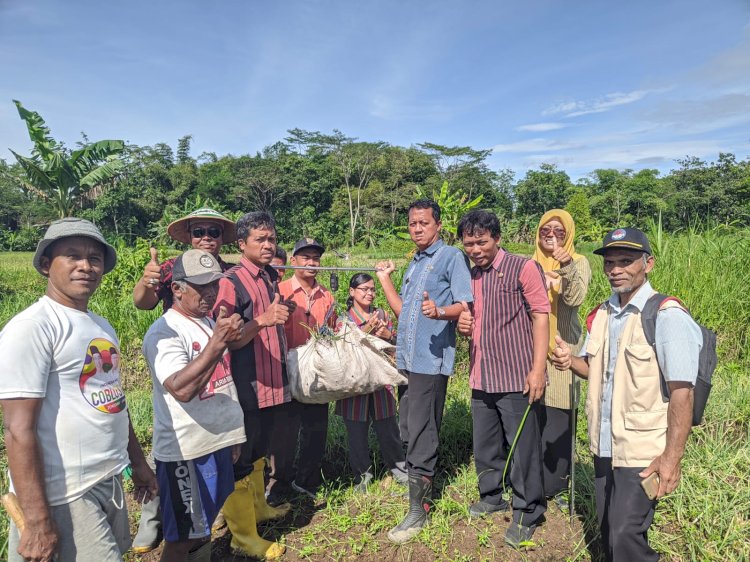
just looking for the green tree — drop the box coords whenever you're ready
[9,100,124,218]
[514,163,571,218]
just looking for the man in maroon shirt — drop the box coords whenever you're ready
[457,210,550,548]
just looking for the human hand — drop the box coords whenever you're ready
[457,301,474,336]
[523,369,546,403]
[544,271,561,292]
[261,294,292,326]
[375,260,396,279]
[141,247,161,290]
[17,515,58,562]
[550,335,571,370]
[213,306,244,343]
[640,454,682,499]
[421,292,440,319]
[131,459,158,504]
[551,236,572,266]
[231,444,242,464]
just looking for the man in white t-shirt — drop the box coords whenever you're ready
[0,218,157,562]
[143,249,246,562]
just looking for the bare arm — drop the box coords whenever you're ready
[163,310,243,402]
[524,312,550,403]
[375,260,403,317]
[640,382,694,498]
[1,398,58,561]
[126,415,158,503]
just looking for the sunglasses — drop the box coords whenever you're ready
[191,226,222,239]
[540,227,566,239]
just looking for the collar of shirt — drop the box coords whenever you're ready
[414,238,445,260]
[290,275,321,296]
[607,280,653,315]
[472,247,506,277]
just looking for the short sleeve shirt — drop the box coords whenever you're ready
[0,297,130,505]
[396,239,473,375]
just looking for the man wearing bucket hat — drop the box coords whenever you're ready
[132,207,236,553]
[133,208,236,313]
[0,218,157,562]
[551,227,701,561]
[142,249,246,562]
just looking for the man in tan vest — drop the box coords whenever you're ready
[552,227,701,562]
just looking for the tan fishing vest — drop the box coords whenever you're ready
[585,298,683,467]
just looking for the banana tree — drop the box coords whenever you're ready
[9,100,124,218]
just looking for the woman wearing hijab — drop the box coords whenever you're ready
[532,209,591,507]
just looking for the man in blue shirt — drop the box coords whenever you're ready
[376,199,473,544]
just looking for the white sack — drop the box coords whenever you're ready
[287,319,407,404]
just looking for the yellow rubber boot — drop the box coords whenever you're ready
[251,458,291,522]
[223,482,286,560]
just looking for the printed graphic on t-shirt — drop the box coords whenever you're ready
[199,354,233,400]
[79,338,127,413]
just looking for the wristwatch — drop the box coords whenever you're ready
[437,307,446,318]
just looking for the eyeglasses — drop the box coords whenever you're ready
[191,226,222,239]
[540,227,566,239]
[356,287,377,294]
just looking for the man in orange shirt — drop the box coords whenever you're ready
[277,238,337,498]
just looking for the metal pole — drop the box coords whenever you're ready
[570,375,577,520]
[270,264,380,272]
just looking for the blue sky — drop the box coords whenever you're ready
[1,0,749,181]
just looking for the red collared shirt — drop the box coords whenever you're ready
[278,276,337,349]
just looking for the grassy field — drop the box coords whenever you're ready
[0,229,748,561]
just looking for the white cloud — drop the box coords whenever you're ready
[515,122,567,132]
[543,90,655,118]
[492,138,582,153]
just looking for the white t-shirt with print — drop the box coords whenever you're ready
[143,308,245,462]
[0,296,130,506]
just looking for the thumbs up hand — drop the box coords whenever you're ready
[457,301,474,336]
[551,235,572,266]
[550,335,572,370]
[421,291,441,319]
[213,306,245,343]
[261,293,292,327]
[141,247,162,290]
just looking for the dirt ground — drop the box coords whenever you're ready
[126,488,587,562]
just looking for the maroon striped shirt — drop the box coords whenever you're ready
[214,256,290,410]
[469,250,550,393]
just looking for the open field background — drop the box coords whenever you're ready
[1,228,749,561]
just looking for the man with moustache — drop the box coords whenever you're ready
[376,199,473,544]
[455,210,550,548]
[212,211,295,560]
[0,218,157,562]
[551,228,701,562]
[142,249,246,562]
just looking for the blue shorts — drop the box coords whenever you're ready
[156,447,235,542]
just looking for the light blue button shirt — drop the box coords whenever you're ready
[396,239,473,376]
[580,280,702,457]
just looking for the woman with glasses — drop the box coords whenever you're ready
[531,209,591,509]
[130,208,236,554]
[334,273,408,492]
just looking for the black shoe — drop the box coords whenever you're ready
[504,521,538,549]
[469,499,510,517]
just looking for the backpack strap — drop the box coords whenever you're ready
[586,303,605,333]
[641,293,688,347]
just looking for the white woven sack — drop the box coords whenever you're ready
[287,319,407,403]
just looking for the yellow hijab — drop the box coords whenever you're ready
[532,209,584,354]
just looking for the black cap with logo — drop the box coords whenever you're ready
[593,227,652,256]
[292,237,325,256]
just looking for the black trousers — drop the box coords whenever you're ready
[539,405,574,497]
[594,456,658,562]
[472,390,546,525]
[343,415,405,477]
[400,372,448,478]
[235,402,296,481]
[294,401,330,490]
[264,401,300,493]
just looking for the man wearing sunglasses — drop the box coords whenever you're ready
[133,208,237,314]
[131,208,236,554]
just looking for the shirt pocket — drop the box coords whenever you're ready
[585,338,602,359]
[624,344,655,375]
